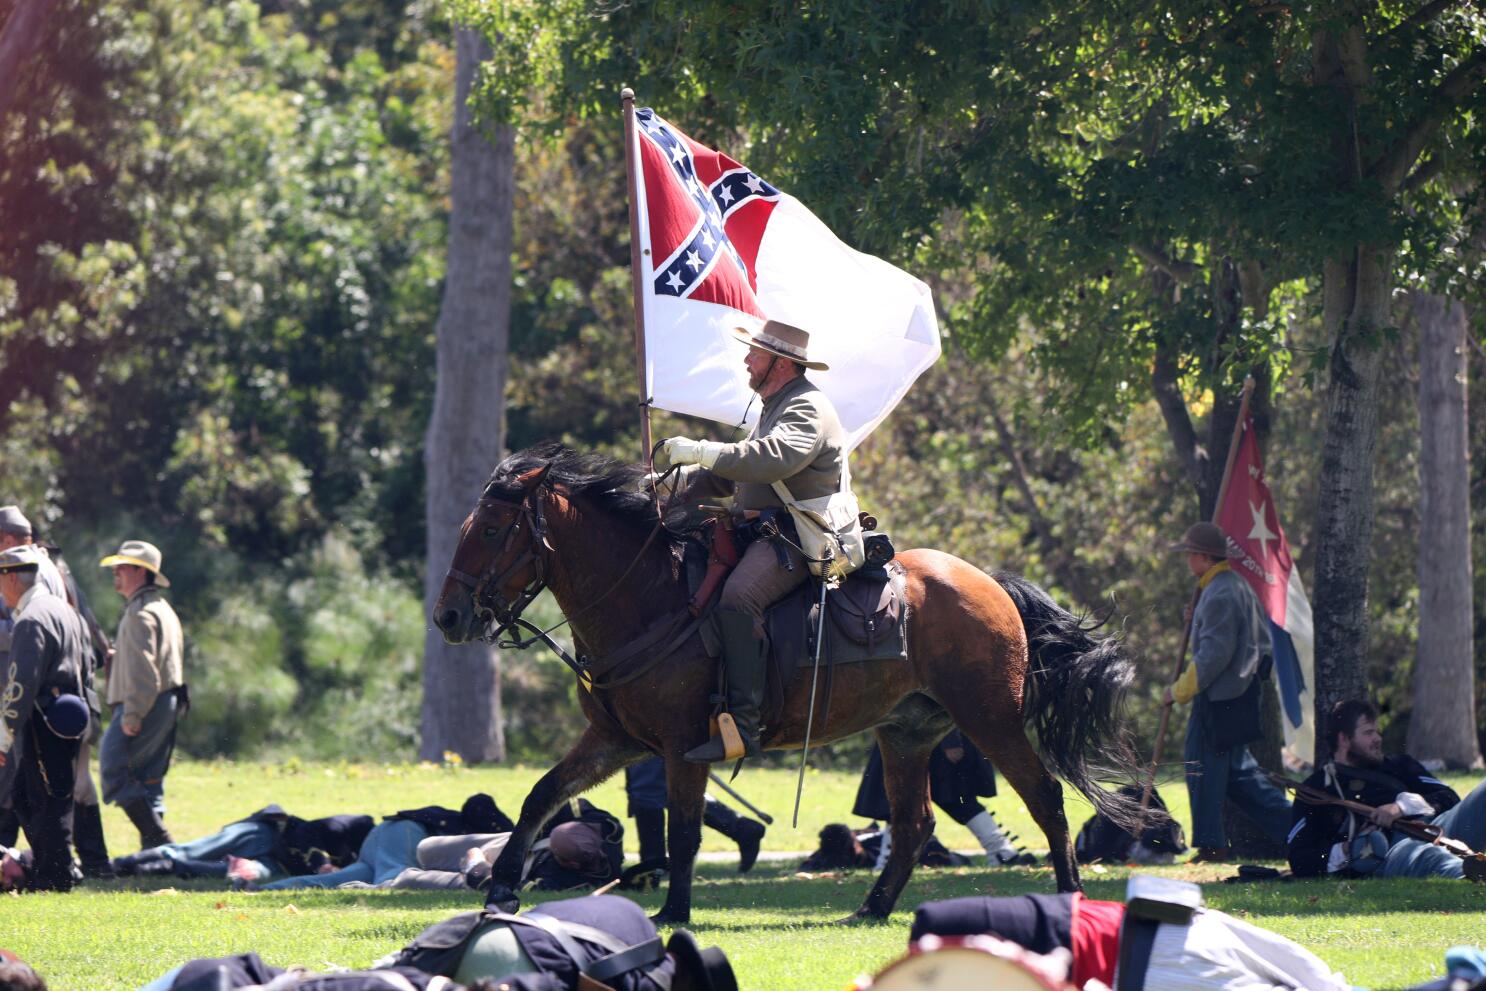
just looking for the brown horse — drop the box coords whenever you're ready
[434,443,1140,924]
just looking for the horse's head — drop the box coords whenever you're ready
[433,463,555,645]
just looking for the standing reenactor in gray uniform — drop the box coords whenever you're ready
[1162,522,1292,862]
[0,544,91,891]
[659,319,849,762]
[0,506,113,877]
[98,540,186,850]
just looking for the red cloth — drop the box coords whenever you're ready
[1070,893,1125,988]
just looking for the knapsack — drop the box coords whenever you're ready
[1075,785,1187,864]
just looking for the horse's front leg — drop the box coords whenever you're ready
[650,756,708,925]
[485,726,641,911]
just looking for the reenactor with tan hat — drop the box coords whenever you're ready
[98,539,186,850]
[0,544,91,891]
[657,319,857,763]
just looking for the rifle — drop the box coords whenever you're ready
[1264,770,1486,870]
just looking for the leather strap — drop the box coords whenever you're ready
[584,936,667,984]
[484,911,668,988]
[1115,916,1160,991]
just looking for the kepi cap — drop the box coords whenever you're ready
[1169,522,1230,559]
[0,506,31,538]
[730,319,829,371]
[99,539,170,587]
[0,545,43,573]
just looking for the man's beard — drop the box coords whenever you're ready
[1345,744,1383,768]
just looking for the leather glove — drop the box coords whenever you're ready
[659,436,723,469]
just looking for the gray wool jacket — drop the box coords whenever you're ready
[1189,568,1273,702]
[687,374,848,512]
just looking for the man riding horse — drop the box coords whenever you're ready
[658,318,846,763]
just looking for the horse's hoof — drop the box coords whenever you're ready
[649,908,691,926]
[836,908,889,926]
[485,883,520,914]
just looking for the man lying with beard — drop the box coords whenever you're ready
[1288,700,1486,880]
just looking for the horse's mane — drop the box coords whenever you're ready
[486,441,657,534]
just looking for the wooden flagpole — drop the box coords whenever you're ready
[620,88,654,469]
[1140,374,1256,812]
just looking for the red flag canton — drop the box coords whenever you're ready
[636,108,770,318]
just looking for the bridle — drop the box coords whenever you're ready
[443,462,680,674]
[444,479,555,644]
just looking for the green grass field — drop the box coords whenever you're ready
[1,760,1482,990]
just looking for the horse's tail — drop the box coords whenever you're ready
[992,571,1145,831]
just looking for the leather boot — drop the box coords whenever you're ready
[72,802,116,879]
[685,610,765,763]
[634,807,668,868]
[122,799,173,850]
[0,807,18,848]
[703,796,766,873]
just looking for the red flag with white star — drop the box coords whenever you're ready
[1215,414,1315,765]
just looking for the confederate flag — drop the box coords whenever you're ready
[628,107,940,447]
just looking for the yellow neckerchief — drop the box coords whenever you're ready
[1170,560,1232,705]
[1197,559,1230,589]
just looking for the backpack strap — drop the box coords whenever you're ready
[490,911,669,990]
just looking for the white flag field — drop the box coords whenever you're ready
[627,106,940,447]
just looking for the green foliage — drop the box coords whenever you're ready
[468,0,1486,438]
[1,0,451,578]
[171,535,424,758]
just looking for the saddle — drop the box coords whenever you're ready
[682,527,909,732]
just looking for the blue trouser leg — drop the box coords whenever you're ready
[261,820,427,890]
[163,820,278,864]
[1184,713,1230,849]
[100,695,178,810]
[1381,836,1464,878]
[626,757,667,815]
[1224,746,1294,845]
[145,820,282,877]
[1432,778,1486,851]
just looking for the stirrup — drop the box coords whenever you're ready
[716,713,746,761]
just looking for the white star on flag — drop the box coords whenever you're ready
[1249,500,1278,561]
[718,184,735,205]
[665,269,685,292]
[669,144,687,165]
[700,227,717,249]
[743,173,764,194]
[684,250,703,272]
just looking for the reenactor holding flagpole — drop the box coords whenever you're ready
[657,320,854,763]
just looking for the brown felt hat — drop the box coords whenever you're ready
[1169,522,1230,558]
[729,319,829,370]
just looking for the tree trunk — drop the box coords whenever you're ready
[1310,245,1392,764]
[419,28,514,763]
[0,0,57,125]
[1408,292,1482,769]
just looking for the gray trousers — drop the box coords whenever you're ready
[719,539,807,633]
[100,692,178,810]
